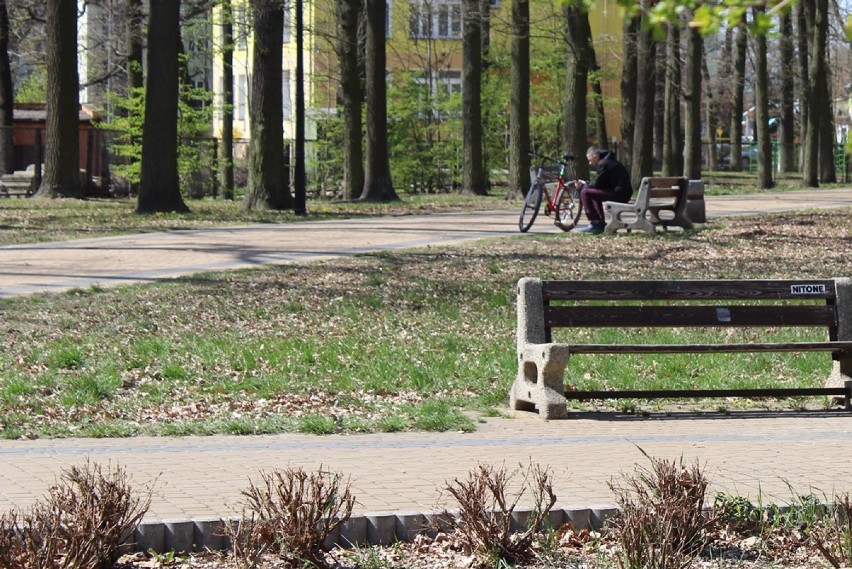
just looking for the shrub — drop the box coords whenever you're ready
[606,455,711,569]
[809,493,852,568]
[0,461,151,569]
[444,463,556,567]
[228,466,355,568]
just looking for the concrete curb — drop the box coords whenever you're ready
[128,505,621,554]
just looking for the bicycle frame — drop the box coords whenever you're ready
[519,151,582,233]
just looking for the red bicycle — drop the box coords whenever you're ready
[518,151,586,233]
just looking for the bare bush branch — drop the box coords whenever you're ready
[445,462,556,567]
[0,460,151,569]
[230,466,355,568]
[607,455,711,569]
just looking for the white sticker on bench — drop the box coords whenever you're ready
[716,308,732,322]
[790,284,827,295]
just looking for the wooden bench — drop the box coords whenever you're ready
[509,277,852,419]
[603,177,692,234]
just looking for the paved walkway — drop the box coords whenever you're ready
[2,188,851,298]
[0,189,851,540]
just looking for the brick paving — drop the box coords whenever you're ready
[0,189,851,527]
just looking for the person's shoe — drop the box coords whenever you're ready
[577,222,605,234]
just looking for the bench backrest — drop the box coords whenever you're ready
[635,177,688,207]
[538,279,840,343]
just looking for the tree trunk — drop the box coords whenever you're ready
[753,7,773,189]
[588,28,608,150]
[461,0,486,195]
[338,0,363,201]
[36,0,81,199]
[800,1,815,184]
[778,10,796,173]
[662,23,681,176]
[563,5,589,180]
[0,0,13,175]
[630,7,655,190]
[702,56,717,172]
[245,0,292,210]
[507,0,529,200]
[683,25,702,181]
[137,0,187,213]
[814,0,835,184]
[803,0,820,187]
[219,0,235,200]
[730,22,747,173]
[620,14,639,169]
[359,0,397,201]
[654,34,666,169]
[126,0,144,92]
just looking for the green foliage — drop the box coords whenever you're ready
[311,112,345,196]
[559,0,787,35]
[98,77,213,195]
[14,67,47,103]
[387,70,462,193]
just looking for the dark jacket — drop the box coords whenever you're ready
[590,150,633,199]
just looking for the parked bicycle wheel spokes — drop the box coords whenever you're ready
[519,181,543,233]
[519,151,582,233]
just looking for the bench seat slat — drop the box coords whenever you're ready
[647,188,681,198]
[565,341,852,354]
[648,177,686,187]
[542,279,837,301]
[546,305,837,328]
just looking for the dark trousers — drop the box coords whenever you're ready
[580,186,630,223]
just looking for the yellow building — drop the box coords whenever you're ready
[211,0,625,147]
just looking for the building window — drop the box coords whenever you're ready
[237,74,247,121]
[414,69,462,118]
[409,0,462,39]
[283,70,292,119]
[236,5,248,50]
[283,0,291,43]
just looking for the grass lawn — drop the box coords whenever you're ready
[0,190,850,439]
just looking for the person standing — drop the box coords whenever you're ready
[574,146,633,234]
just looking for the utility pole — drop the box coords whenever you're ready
[294,0,307,214]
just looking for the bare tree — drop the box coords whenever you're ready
[245,0,292,210]
[337,0,363,201]
[620,13,639,170]
[662,23,682,176]
[753,6,773,189]
[219,0,235,200]
[684,24,702,180]
[563,4,590,180]
[730,21,747,172]
[797,2,810,177]
[814,0,835,183]
[778,9,796,173]
[588,29,608,150]
[462,0,486,195]
[507,0,529,200]
[701,56,718,172]
[126,0,144,92]
[359,0,397,201]
[136,0,189,213]
[630,4,656,189]
[35,0,81,198]
[0,0,13,174]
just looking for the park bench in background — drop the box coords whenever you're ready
[509,277,852,419]
[603,176,693,234]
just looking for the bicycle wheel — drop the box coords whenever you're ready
[554,183,584,231]
[518,181,543,233]
[568,183,587,226]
